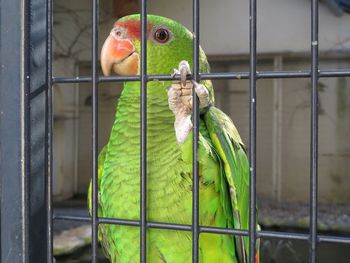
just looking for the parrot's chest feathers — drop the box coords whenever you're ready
[112,94,180,165]
[101,94,193,222]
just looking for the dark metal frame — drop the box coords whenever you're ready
[1,0,350,262]
[1,0,50,262]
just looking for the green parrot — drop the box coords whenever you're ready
[88,14,259,263]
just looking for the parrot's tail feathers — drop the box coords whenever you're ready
[255,250,260,263]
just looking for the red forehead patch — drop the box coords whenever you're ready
[113,20,153,40]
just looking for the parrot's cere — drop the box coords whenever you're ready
[89,14,259,263]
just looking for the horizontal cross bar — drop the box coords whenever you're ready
[52,69,350,84]
[53,214,350,244]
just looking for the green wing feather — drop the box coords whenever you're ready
[204,106,254,263]
[88,146,107,213]
[88,146,111,260]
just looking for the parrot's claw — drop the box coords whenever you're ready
[168,60,210,144]
[192,80,210,109]
[171,60,191,87]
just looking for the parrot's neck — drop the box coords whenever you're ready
[110,80,177,147]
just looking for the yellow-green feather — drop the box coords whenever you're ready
[204,106,259,262]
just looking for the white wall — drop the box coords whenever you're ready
[54,0,350,65]
[148,0,350,55]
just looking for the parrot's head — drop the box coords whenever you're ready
[101,14,208,76]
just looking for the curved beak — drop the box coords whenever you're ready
[100,35,139,76]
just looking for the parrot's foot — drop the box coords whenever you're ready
[168,60,210,144]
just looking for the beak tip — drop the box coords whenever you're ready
[101,58,112,77]
[100,37,112,76]
[101,68,110,77]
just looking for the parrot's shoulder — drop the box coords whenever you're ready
[204,106,245,148]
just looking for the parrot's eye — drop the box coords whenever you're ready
[153,28,171,44]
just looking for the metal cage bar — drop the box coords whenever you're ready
[91,0,100,261]
[192,0,200,262]
[46,0,54,261]
[52,68,350,84]
[249,0,258,261]
[140,0,148,262]
[54,214,350,243]
[310,0,319,262]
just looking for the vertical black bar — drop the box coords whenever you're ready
[192,0,200,262]
[0,0,28,261]
[249,0,257,261]
[310,0,319,262]
[91,0,99,262]
[1,0,49,260]
[47,0,53,261]
[140,1,148,262]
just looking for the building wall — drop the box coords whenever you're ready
[148,0,350,55]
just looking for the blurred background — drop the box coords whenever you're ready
[52,0,350,262]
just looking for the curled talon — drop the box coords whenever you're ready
[192,80,210,109]
[178,60,191,88]
[180,68,187,88]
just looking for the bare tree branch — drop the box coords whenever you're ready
[53,2,111,60]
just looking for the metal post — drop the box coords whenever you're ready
[0,0,28,260]
[47,0,54,261]
[0,0,49,262]
[91,0,100,262]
